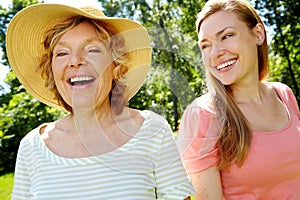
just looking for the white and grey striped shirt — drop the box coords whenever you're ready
[12,110,194,199]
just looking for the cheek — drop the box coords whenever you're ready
[51,59,67,80]
[201,53,211,69]
[51,68,65,90]
[51,65,60,82]
[202,56,218,77]
[88,58,113,74]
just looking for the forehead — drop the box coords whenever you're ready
[56,21,103,45]
[198,11,245,40]
[63,21,97,36]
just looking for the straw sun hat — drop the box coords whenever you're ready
[6,3,151,110]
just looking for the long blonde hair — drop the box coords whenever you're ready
[39,16,129,114]
[196,0,269,170]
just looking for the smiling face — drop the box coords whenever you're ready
[51,21,114,110]
[198,10,264,86]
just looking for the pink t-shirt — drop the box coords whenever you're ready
[178,82,300,200]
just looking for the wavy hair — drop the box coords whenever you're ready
[39,16,129,114]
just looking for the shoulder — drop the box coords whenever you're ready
[179,93,219,139]
[137,110,174,141]
[20,125,44,145]
[266,81,299,114]
[266,81,293,95]
[266,81,297,104]
[267,81,288,88]
[141,110,170,127]
[182,93,215,123]
[189,93,214,110]
[17,124,47,155]
[184,93,215,116]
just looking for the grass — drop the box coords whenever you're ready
[0,173,194,199]
[0,172,14,200]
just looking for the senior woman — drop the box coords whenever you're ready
[6,3,194,199]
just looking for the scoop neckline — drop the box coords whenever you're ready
[36,110,151,165]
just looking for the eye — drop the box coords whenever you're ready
[55,51,68,57]
[88,48,101,53]
[222,33,233,40]
[199,43,211,51]
[85,43,105,53]
[53,46,70,58]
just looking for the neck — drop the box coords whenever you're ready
[231,81,266,104]
[70,97,112,131]
[70,105,130,134]
[72,96,112,119]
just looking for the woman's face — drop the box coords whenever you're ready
[51,21,114,110]
[198,11,263,86]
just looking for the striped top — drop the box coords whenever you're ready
[12,110,194,199]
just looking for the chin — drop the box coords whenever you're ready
[217,79,231,86]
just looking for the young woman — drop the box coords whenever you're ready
[178,0,300,199]
[7,3,194,199]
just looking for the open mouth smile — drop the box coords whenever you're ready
[68,76,94,86]
[217,59,237,71]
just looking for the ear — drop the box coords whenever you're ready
[254,23,265,45]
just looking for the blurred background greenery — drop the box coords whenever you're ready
[0,0,299,197]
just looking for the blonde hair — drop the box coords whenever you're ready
[39,16,129,114]
[196,0,269,170]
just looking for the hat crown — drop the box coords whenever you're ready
[80,6,106,18]
[6,3,151,110]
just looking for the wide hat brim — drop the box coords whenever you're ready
[6,3,151,110]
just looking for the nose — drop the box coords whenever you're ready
[210,42,225,60]
[69,51,86,68]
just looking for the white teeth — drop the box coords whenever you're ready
[70,76,93,83]
[217,60,236,70]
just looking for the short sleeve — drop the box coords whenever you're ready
[285,84,300,119]
[177,97,220,173]
[270,82,300,119]
[153,117,194,199]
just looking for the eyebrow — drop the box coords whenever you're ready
[55,37,101,47]
[199,26,234,43]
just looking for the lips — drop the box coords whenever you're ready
[216,59,237,71]
[68,76,94,86]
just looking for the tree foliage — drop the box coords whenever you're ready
[254,0,300,103]
[0,0,66,174]
[0,0,299,174]
[101,0,205,129]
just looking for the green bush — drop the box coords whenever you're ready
[0,172,14,200]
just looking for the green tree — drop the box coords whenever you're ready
[255,0,300,104]
[0,0,65,174]
[1,0,298,175]
[101,0,206,130]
